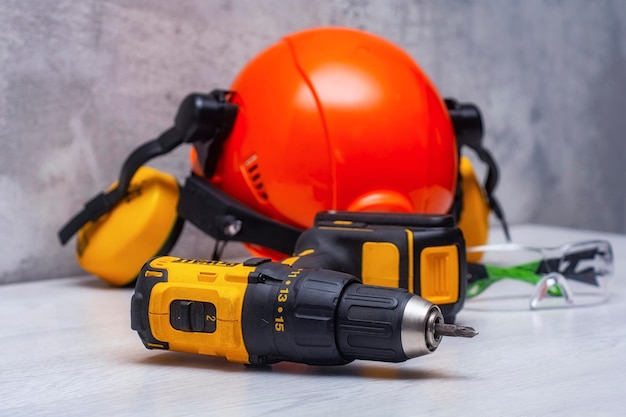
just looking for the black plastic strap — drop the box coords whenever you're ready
[446,98,511,242]
[191,91,238,177]
[58,90,238,245]
[178,175,301,255]
[58,127,180,244]
[472,146,511,242]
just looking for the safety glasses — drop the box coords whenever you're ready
[465,240,613,310]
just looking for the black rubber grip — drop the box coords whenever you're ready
[336,283,413,362]
[131,260,170,350]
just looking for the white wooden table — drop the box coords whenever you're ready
[2,225,624,416]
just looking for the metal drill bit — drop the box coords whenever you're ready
[434,323,479,338]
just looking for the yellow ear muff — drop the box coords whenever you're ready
[457,156,490,262]
[76,166,183,286]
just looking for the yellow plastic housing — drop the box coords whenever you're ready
[361,242,401,289]
[419,244,459,304]
[76,167,180,286]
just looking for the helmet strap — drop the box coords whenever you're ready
[446,98,511,242]
[58,90,238,245]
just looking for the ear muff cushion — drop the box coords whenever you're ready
[457,156,490,262]
[76,166,182,286]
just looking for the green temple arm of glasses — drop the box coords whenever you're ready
[466,261,562,298]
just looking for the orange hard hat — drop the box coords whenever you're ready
[60,26,506,286]
[191,27,458,256]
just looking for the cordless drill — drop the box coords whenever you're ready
[131,256,477,366]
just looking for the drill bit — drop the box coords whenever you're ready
[434,323,479,338]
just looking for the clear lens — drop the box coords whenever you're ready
[465,240,612,311]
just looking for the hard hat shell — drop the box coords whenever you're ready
[192,27,458,239]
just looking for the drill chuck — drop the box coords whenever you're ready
[334,283,442,362]
[131,256,476,366]
[401,297,446,357]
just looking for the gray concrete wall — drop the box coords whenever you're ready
[1,0,625,284]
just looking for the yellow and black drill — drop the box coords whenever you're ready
[131,255,477,366]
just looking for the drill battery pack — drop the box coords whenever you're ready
[288,211,467,323]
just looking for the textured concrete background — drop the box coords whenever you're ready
[1,0,625,284]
